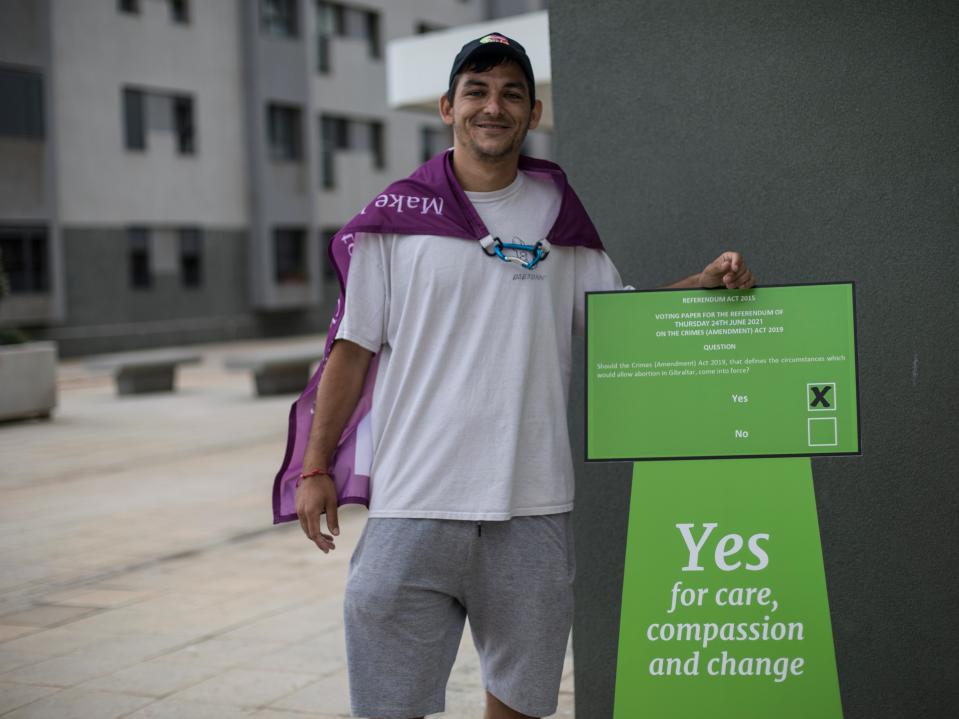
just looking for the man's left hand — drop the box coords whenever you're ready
[699,251,755,289]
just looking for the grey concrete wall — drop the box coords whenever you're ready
[35,227,333,356]
[551,2,959,718]
[0,139,46,218]
[0,0,45,67]
[242,0,316,310]
[61,228,248,324]
[50,0,247,226]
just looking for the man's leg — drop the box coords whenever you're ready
[466,513,575,719]
[345,519,470,718]
[485,689,538,719]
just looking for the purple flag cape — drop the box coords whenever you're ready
[272,149,605,523]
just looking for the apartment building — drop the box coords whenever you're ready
[0,0,548,356]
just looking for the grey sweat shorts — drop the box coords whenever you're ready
[343,513,575,718]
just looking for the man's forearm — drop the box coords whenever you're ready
[663,272,704,289]
[302,339,374,472]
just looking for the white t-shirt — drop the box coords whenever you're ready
[335,170,624,520]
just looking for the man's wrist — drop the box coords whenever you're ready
[296,468,333,489]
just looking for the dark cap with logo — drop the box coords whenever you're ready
[448,32,536,103]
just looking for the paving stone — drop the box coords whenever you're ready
[251,710,344,719]
[236,636,346,676]
[0,686,152,719]
[0,627,108,657]
[157,637,290,669]
[0,681,59,714]
[81,659,222,697]
[0,337,575,717]
[123,698,257,718]
[0,605,98,628]
[0,648,60,674]
[0,650,134,687]
[42,588,153,608]
[268,670,352,715]
[69,633,198,666]
[169,668,318,708]
[0,625,35,642]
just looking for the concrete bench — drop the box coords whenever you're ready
[87,349,202,395]
[224,348,321,396]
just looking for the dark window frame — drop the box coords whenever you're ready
[122,86,198,155]
[122,87,146,151]
[415,21,447,35]
[173,94,196,155]
[260,0,299,38]
[319,113,385,189]
[319,228,338,281]
[178,227,203,288]
[314,1,381,73]
[169,0,190,24]
[267,103,303,162]
[420,124,452,164]
[273,228,309,285]
[0,65,45,140]
[0,225,49,294]
[370,120,384,169]
[127,227,152,290]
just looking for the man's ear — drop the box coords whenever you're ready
[439,93,454,126]
[528,99,543,131]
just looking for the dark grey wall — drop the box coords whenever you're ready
[552,2,959,717]
[38,227,332,356]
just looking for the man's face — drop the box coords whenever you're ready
[440,60,542,164]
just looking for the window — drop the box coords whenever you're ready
[122,87,196,155]
[123,88,145,150]
[0,66,44,140]
[267,104,303,161]
[415,21,447,35]
[169,0,190,24]
[273,228,308,284]
[177,228,203,288]
[0,226,48,293]
[369,122,384,169]
[320,114,384,188]
[420,125,451,163]
[319,228,338,281]
[128,227,151,289]
[261,0,298,38]
[173,95,195,155]
[315,1,380,73]
[118,0,139,13]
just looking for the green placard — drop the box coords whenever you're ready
[613,458,843,718]
[586,283,860,460]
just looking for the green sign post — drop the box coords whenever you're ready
[586,284,858,718]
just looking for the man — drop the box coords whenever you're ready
[285,33,754,719]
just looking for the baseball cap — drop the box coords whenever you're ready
[448,32,536,103]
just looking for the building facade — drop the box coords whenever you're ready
[0,0,547,355]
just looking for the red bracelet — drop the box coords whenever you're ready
[296,468,331,488]
[300,468,330,479]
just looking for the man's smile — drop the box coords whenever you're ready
[474,121,511,130]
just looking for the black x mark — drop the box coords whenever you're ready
[810,386,832,408]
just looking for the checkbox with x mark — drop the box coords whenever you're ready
[807,382,837,411]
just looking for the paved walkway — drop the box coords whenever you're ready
[0,337,574,718]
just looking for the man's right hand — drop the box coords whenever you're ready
[295,474,340,553]
[293,338,372,555]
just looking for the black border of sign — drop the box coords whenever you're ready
[584,281,863,463]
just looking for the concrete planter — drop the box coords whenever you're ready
[0,341,58,421]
